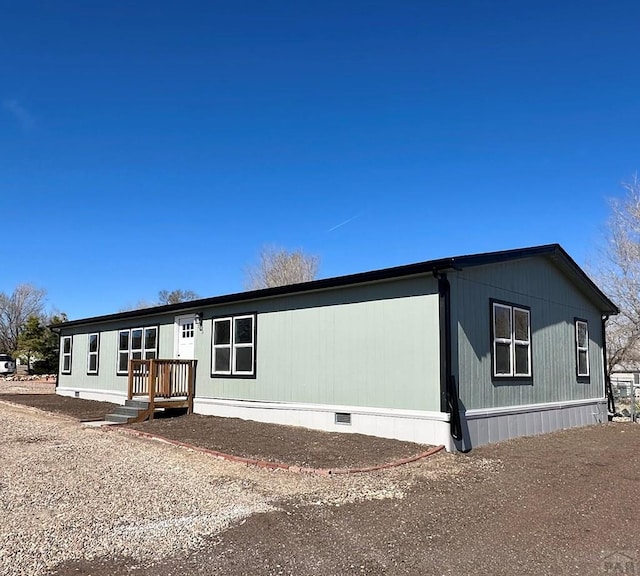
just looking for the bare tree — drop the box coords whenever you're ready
[119,289,200,311]
[0,284,47,354]
[244,246,320,290]
[118,299,156,312]
[158,289,200,305]
[595,174,640,374]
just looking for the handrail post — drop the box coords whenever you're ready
[148,359,156,420]
[127,359,134,400]
[187,360,195,414]
[164,362,171,397]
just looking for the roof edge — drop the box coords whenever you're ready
[53,243,617,329]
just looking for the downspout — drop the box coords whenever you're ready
[602,314,616,418]
[50,325,61,390]
[433,271,462,442]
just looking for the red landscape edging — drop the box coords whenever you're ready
[103,425,445,475]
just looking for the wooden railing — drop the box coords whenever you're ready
[128,358,195,415]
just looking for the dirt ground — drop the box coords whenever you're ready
[0,393,429,469]
[0,393,118,421]
[3,391,640,576]
[54,424,640,576]
[127,413,430,469]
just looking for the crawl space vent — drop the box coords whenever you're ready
[335,412,352,425]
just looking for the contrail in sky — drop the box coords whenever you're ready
[327,214,360,232]
[2,99,35,131]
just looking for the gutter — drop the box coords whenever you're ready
[433,271,463,443]
[49,324,61,390]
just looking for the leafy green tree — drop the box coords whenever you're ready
[36,313,67,374]
[16,313,67,374]
[17,316,44,374]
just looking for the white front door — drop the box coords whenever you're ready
[175,315,196,359]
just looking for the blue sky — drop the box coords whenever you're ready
[2,1,639,319]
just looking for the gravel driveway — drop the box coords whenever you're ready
[6,396,639,576]
[0,402,456,576]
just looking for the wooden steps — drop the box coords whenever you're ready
[105,398,190,424]
[105,399,152,424]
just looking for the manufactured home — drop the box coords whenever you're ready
[54,244,618,451]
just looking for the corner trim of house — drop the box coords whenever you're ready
[464,397,607,420]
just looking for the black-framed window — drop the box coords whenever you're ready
[61,336,72,375]
[117,326,158,374]
[87,333,99,375]
[212,314,256,377]
[575,319,590,379]
[491,300,531,378]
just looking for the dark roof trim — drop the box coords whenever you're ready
[53,243,618,329]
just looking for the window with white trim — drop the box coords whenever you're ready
[117,326,158,374]
[61,336,72,375]
[492,301,531,378]
[575,319,590,378]
[87,333,99,374]
[212,314,255,376]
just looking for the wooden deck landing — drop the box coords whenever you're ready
[128,359,196,421]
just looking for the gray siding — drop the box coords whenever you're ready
[57,255,609,417]
[195,276,441,412]
[57,312,178,394]
[59,276,442,412]
[451,257,605,410]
